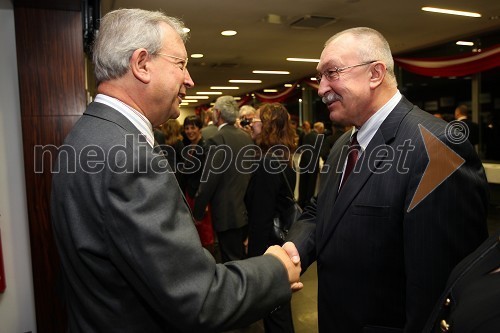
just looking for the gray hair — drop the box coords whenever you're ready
[214,96,239,125]
[92,8,188,83]
[325,27,396,85]
[239,105,256,118]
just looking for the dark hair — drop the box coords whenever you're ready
[183,115,203,129]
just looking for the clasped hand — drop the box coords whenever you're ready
[265,242,303,292]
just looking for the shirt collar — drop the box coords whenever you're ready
[94,94,155,147]
[355,90,402,152]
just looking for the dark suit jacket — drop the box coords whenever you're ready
[201,124,218,140]
[287,96,488,333]
[51,102,291,333]
[424,230,500,333]
[193,125,254,232]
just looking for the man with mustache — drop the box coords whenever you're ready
[287,27,488,332]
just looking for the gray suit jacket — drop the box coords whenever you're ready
[193,125,254,232]
[51,102,290,332]
[288,96,488,333]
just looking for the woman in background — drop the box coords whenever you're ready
[182,115,215,255]
[161,119,185,189]
[245,103,298,333]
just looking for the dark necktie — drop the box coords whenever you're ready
[340,132,360,191]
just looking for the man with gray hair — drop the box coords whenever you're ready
[50,9,302,333]
[194,95,255,262]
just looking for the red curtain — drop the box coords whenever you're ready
[394,44,500,77]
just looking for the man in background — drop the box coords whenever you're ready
[194,96,255,262]
[455,103,479,146]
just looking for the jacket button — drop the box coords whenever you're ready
[444,298,451,306]
[440,319,450,332]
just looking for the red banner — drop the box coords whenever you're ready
[394,44,500,77]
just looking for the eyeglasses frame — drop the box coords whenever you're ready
[315,60,378,84]
[156,53,189,71]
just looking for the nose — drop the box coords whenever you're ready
[317,78,330,98]
[184,69,194,88]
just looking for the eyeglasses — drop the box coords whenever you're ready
[315,60,377,84]
[156,53,189,71]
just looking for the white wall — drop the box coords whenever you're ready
[0,2,37,332]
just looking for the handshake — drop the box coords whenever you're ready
[264,242,303,291]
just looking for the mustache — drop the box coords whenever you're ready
[322,92,341,104]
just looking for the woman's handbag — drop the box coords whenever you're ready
[271,171,302,244]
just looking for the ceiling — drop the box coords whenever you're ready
[100,0,500,107]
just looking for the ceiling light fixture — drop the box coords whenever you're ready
[185,96,209,99]
[197,91,222,95]
[221,30,237,36]
[191,54,204,58]
[284,84,293,87]
[421,7,481,18]
[229,80,262,83]
[210,86,239,90]
[182,28,191,33]
[252,70,290,75]
[263,89,278,92]
[286,57,320,63]
[456,41,474,46]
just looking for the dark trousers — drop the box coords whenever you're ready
[217,225,248,262]
[264,301,295,333]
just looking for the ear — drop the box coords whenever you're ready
[129,48,152,84]
[369,62,386,89]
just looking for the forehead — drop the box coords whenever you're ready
[159,22,187,54]
[317,35,357,70]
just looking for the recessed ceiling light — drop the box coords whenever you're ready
[185,96,209,99]
[252,70,290,75]
[183,28,191,33]
[234,97,241,100]
[263,89,278,92]
[310,77,317,81]
[284,84,293,87]
[286,57,320,63]
[191,54,204,58]
[221,30,237,36]
[421,7,481,18]
[456,41,474,46]
[182,99,198,103]
[197,91,222,95]
[229,80,262,83]
[210,86,240,90]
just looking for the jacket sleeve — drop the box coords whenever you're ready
[104,146,291,331]
[286,196,318,273]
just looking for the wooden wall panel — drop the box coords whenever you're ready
[14,6,86,333]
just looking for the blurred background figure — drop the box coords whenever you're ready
[182,115,215,255]
[238,104,257,136]
[201,107,217,140]
[320,122,345,163]
[455,104,479,147]
[297,121,323,208]
[246,102,298,333]
[161,119,185,189]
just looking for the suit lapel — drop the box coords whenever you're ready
[317,97,415,255]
